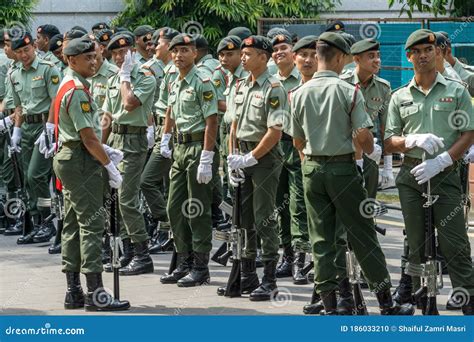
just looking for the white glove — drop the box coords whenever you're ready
[380,155,395,189]
[146,126,155,149]
[228,168,245,188]
[160,133,172,159]
[102,144,124,166]
[366,138,382,164]
[227,152,258,170]
[104,161,123,189]
[119,50,135,83]
[10,126,22,153]
[464,145,474,163]
[35,122,55,157]
[0,116,12,131]
[410,151,453,184]
[196,150,214,184]
[405,133,445,155]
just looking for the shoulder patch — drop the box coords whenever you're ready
[80,101,91,113]
[51,75,60,84]
[203,90,214,101]
[269,96,280,109]
[213,79,222,88]
[374,75,391,89]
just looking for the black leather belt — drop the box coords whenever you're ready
[62,140,86,150]
[238,140,258,152]
[25,113,48,124]
[153,114,165,127]
[174,131,205,144]
[112,123,147,134]
[306,153,354,162]
[281,132,292,141]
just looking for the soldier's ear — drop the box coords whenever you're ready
[406,51,412,63]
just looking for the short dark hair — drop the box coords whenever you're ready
[316,41,339,63]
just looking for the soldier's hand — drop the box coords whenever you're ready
[160,133,172,159]
[405,134,444,155]
[228,168,245,188]
[10,127,22,153]
[102,144,123,166]
[119,50,135,83]
[410,151,453,184]
[146,126,155,149]
[380,155,395,189]
[197,150,214,184]
[366,138,382,164]
[227,152,258,170]
[104,161,123,189]
[464,144,474,163]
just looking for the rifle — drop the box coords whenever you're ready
[2,116,35,240]
[460,159,470,230]
[47,173,64,254]
[211,201,233,266]
[109,188,122,301]
[408,153,441,315]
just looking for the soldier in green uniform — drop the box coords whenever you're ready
[133,25,154,65]
[101,33,157,275]
[10,31,62,244]
[266,28,291,76]
[385,29,474,315]
[443,33,474,96]
[49,34,67,72]
[227,35,287,301]
[287,32,413,315]
[159,34,219,287]
[270,33,311,284]
[194,35,220,76]
[54,37,129,311]
[95,29,114,61]
[36,25,63,71]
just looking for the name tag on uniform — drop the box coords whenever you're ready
[400,101,413,107]
[253,92,263,99]
[32,76,44,81]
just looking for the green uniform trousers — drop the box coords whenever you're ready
[167,142,217,253]
[302,159,391,294]
[21,122,52,217]
[397,163,474,295]
[108,132,149,243]
[53,145,104,274]
[1,133,16,194]
[240,146,282,262]
[276,139,310,252]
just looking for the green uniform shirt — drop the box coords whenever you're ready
[196,54,219,77]
[0,49,10,100]
[57,69,102,142]
[168,65,217,133]
[288,70,373,156]
[234,69,288,142]
[341,62,356,75]
[3,61,21,110]
[267,59,278,75]
[223,64,248,125]
[103,63,156,127]
[142,57,166,113]
[42,51,65,73]
[450,58,474,95]
[211,64,228,116]
[340,70,391,137]
[274,66,301,94]
[11,56,61,115]
[135,52,149,65]
[155,62,178,118]
[88,58,118,116]
[385,72,474,159]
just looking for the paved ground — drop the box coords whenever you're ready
[1,198,472,316]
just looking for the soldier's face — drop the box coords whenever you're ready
[146,41,156,55]
[272,43,293,67]
[407,44,438,73]
[111,47,130,68]
[293,48,317,77]
[156,38,170,60]
[52,48,64,62]
[36,33,48,51]
[4,40,15,60]
[171,45,197,70]
[241,47,266,72]
[70,51,97,78]
[355,50,381,74]
[219,49,241,71]
[14,44,36,67]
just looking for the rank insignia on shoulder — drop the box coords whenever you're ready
[203,91,214,101]
[439,97,453,103]
[269,97,280,108]
[214,79,221,87]
[51,75,59,84]
[81,101,91,113]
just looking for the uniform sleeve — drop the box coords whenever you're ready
[45,65,62,98]
[10,73,20,107]
[134,72,156,105]
[380,86,392,130]
[384,95,403,140]
[287,92,305,140]
[212,69,226,102]
[0,63,7,100]
[350,88,373,130]
[266,85,289,129]
[102,80,112,113]
[456,86,474,133]
[199,80,218,119]
[67,90,95,132]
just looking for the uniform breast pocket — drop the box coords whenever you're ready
[249,96,264,120]
[13,82,23,94]
[181,92,197,112]
[31,80,46,97]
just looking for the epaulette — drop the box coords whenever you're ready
[444,75,467,86]
[38,59,55,67]
[373,74,391,89]
[339,70,354,80]
[391,82,410,95]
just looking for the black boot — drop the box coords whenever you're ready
[276,245,293,278]
[119,240,154,276]
[249,260,278,301]
[376,288,414,315]
[104,238,133,272]
[4,217,24,236]
[217,258,260,296]
[255,249,264,268]
[160,252,193,284]
[33,220,56,243]
[48,243,61,254]
[64,272,85,309]
[177,252,210,287]
[293,252,308,285]
[337,278,355,315]
[320,290,338,315]
[303,285,324,315]
[462,296,474,315]
[149,230,171,254]
[392,269,413,304]
[84,273,130,311]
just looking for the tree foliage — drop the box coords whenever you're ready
[388,0,474,17]
[0,0,39,31]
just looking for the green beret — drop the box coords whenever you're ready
[11,31,34,50]
[325,20,345,32]
[350,38,380,55]
[63,37,95,56]
[339,32,356,49]
[133,25,154,37]
[64,29,87,42]
[227,27,252,40]
[92,22,110,31]
[168,34,195,51]
[435,32,449,48]
[271,33,292,47]
[241,35,273,54]
[292,35,318,52]
[142,31,154,43]
[267,27,290,40]
[95,29,113,45]
[153,27,179,44]
[37,24,60,39]
[195,35,209,49]
[318,32,350,55]
[107,33,134,50]
[49,34,64,52]
[217,35,242,54]
[70,26,88,34]
[405,29,436,50]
